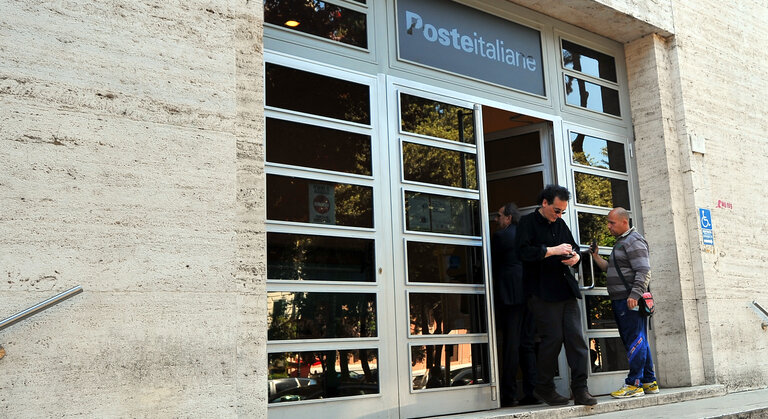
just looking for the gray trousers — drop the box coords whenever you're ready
[528,295,590,392]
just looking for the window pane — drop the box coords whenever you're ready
[264,0,368,49]
[590,337,629,373]
[409,293,487,335]
[562,39,617,82]
[268,349,379,403]
[586,295,616,329]
[577,212,613,247]
[577,213,632,247]
[266,63,370,124]
[403,142,477,189]
[564,75,620,116]
[411,344,489,390]
[267,233,374,282]
[267,174,373,228]
[404,192,480,236]
[267,118,371,175]
[574,172,630,209]
[484,131,541,172]
[486,172,544,210]
[406,241,483,284]
[267,292,376,340]
[400,93,475,144]
[570,132,626,172]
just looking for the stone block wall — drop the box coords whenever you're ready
[0,0,266,416]
[624,0,768,390]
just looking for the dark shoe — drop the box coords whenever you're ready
[574,389,597,406]
[518,395,542,405]
[533,388,569,406]
[500,398,519,407]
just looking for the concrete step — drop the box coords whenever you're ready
[432,384,767,419]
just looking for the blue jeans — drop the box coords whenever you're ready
[612,299,656,386]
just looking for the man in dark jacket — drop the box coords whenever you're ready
[491,202,538,407]
[515,185,597,406]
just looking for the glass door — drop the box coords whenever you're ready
[265,54,398,418]
[563,123,637,395]
[387,79,498,418]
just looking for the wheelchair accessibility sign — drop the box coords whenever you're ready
[699,208,714,245]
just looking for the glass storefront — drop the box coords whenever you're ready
[264,0,639,416]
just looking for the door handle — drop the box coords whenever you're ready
[579,246,595,291]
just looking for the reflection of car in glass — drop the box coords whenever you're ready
[268,377,316,399]
[450,366,486,386]
[268,372,379,403]
[412,366,486,389]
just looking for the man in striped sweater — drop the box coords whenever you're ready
[590,207,659,398]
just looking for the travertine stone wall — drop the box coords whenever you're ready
[625,34,708,388]
[625,1,768,390]
[0,0,266,416]
[664,0,768,391]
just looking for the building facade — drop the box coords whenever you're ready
[1,0,767,417]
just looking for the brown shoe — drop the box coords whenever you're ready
[574,388,597,406]
[533,388,569,406]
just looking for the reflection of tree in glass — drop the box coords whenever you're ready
[265,63,370,124]
[264,0,367,48]
[402,142,477,189]
[587,296,616,329]
[400,94,474,143]
[334,184,372,226]
[563,50,589,107]
[578,213,616,248]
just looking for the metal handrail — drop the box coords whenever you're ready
[0,286,83,332]
[750,301,768,331]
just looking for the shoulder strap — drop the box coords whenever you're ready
[613,243,632,293]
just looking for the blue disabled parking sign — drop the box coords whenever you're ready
[699,208,714,245]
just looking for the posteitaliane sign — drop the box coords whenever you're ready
[396,0,545,96]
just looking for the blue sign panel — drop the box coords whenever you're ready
[699,208,714,245]
[396,0,545,95]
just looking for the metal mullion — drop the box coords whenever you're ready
[405,284,485,294]
[264,105,372,131]
[265,109,375,136]
[265,162,375,185]
[398,133,477,155]
[403,235,481,248]
[401,184,479,201]
[585,329,620,339]
[266,222,376,239]
[266,281,378,293]
[406,334,489,346]
[267,338,380,354]
[561,68,619,90]
[570,163,631,181]
[266,164,375,188]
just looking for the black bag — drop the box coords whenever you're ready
[613,249,655,317]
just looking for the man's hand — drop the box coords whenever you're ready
[562,251,580,266]
[548,243,572,258]
[627,297,638,310]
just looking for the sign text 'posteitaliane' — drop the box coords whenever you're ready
[397,0,545,95]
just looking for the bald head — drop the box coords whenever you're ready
[607,207,630,236]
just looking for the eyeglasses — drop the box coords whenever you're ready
[553,208,566,215]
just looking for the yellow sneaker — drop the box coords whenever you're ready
[610,384,644,398]
[643,381,660,394]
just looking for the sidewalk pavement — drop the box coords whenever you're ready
[433,385,768,419]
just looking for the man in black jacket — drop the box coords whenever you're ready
[515,185,597,406]
[491,202,538,407]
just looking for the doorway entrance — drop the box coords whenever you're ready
[265,54,636,418]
